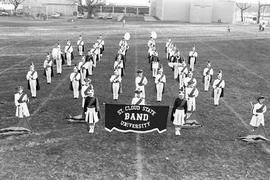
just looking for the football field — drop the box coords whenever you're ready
[0,17,270,179]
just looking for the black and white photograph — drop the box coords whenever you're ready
[0,0,269,179]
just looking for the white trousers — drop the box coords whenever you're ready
[112,82,120,100]
[156,83,164,101]
[85,108,99,124]
[190,58,195,71]
[187,97,196,112]
[204,75,210,91]
[250,114,264,127]
[214,88,222,105]
[173,109,185,126]
[29,79,37,97]
[16,103,30,118]
[56,59,62,74]
[152,62,159,77]
[72,80,80,98]
[46,68,51,83]
[66,53,72,66]
[178,74,185,90]
[78,46,83,56]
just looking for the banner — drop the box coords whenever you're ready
[105,104,169,133]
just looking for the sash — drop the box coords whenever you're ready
[256,104,266,113]
[181,66,187,74]
[216,79,223,88]
[113,75,120,83]
[46,60,52,69]
[158,74,165,83]
[138,76,145,86]
[81,61,88,70]
[84,85,93,95]
[78,40,83,46]
[88,97,96,107]
[66,45,72,52]
[187,77,194,86]
[188,87,196,97]
[114,60,122,69]
[190,51,196,57]
[177,99,186,109]
[18,93,26,103]
[73,72,79,81]
[31,70,36,77]
[135,98,143,105]
[206,68,211,75]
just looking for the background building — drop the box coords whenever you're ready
[150,0,235,23]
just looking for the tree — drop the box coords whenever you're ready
[9,0,25,15]
[236,3,251,22]
[78,0,105,19]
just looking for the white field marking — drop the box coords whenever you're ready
[200,41,270,87]
[134,30,143,180]
[0,52,44,57]
[0,56,32,76]
[197,33,270,154]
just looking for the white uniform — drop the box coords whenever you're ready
[114,60,124,77]
[65,45,73,66]
[184,77,197,89]
[178,65,188,90]
[185,87,199,113]
[43,59,53,84]
[77,39,84,56]
[14,92,30,118]
[173,60,181,79]
[189,51,198,71]
[52,47,62,74]
[70,72,81,98]
[26,70,38,97]
[131,97,145,105]
[110,74,122,100]
[155,74,166,102]
[203,67,213,91]
[152,58,159,77]
[78,61,90,80]
[212,79,225,105]
[250,103,267,127]
[147,39,155,49]
[135,76,148,98]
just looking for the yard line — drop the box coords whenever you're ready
[135,30,143,180]
[199,41,270,87]
[0,56,32,76]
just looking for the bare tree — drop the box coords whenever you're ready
[236,3,251,22]
[78,0,105,19]
[9,0,25,15]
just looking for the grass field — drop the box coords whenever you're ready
[0,16,270,180]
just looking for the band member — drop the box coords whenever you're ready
[93,42,101,62]
[43,53,53,84]
[212,71,225,106]
[178,60,188,90]
[118,44,128,66]
[86,50,96,69]
[172,51,184,80]
[119,37,129,56]
[52,44,64,75]
[147,36,156,50]
[188,46,198,71]
[185,81,199,114]
[77,35,84,56]
[114,54,124,77]
[97,35,105,56]
[250,96,267,131]
[78,56,91,81]
[155,68,166,102]
[169,45,177,62]
[110,70,122,101]
[131,89,145,105]
[150,51,160,77]
[84,89,100,133]
[69,66,81,99]
[64,40,74,66]
[148,46,156,64]
[203,61,213,91]
[135,69,148,98]
[14,86,30,118]
[171,91,188,135]
[165,38,172,59]
[81,77,94,108]
[26,63,40,98]
[184,71,197,91]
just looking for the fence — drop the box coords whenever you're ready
[97,5,150,16]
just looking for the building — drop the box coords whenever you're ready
[22,0,77,16]
[150,0,235,23]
